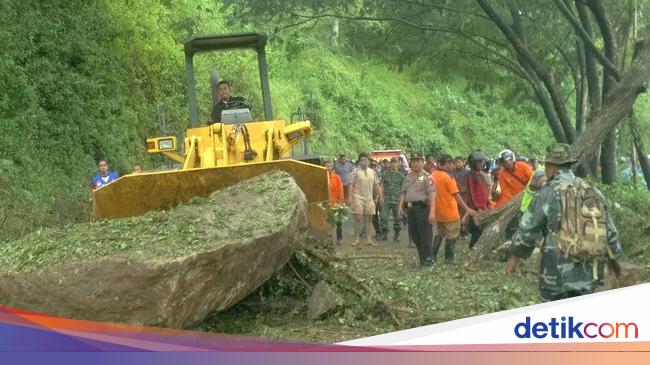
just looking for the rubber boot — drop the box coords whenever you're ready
[469,233,479,249]
[432,236,443,262]
[444,239,456,264]
[393,231,400,243]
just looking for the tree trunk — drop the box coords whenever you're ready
[630,116,650,189]
[600,134,618,183]
[578,1,603,111]
[465,194,522,266]
[570,39,650,168]
[508,5,567,143]
[576,38,588,134]
[530,81,568,143]
[575,38,591,177]
[331,19,339,47]
[589,0,619,184]
[576,1,601,176]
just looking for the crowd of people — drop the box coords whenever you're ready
[326,149,537,251]
[88,140,624,303]
[325,144,623,302]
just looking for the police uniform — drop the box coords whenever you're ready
[510,144,623,302]
[401,153,436,265]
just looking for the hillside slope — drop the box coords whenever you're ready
[0,0,549,240]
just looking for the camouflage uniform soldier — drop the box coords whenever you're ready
[505,144,623,302]
[382,157,406,242]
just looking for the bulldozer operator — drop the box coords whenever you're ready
[210,80,250,123]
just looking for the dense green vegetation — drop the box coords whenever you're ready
[0,0,555,241]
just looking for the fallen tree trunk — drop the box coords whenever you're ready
[466,38,650,266]
[465,194,522,267]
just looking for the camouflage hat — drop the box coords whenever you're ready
[542,143,578,165]
[410,152,424,160]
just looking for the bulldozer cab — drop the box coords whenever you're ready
[92,32,330,238]
[184,32,272,127]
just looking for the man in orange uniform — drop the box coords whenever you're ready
[431,154,475,264]
[494,149,533,207]
[325,160,345,245]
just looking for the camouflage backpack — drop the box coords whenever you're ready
[554,179,609,261]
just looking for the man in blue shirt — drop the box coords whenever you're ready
[91,159,119,190]
[333,154,354,200]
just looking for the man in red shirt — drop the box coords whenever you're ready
[494,149,533,207]
[465,151,492,249]
[430,154,475,264]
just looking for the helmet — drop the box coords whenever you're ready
[468,150,487,164]
[498,149,515,163]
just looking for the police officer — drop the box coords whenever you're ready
[398,153,436,266]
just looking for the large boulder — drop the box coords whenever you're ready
[0,171,308,328]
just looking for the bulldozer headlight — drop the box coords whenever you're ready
[146,136,177,154]
[158,138,175,150]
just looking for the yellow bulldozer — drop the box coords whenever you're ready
[92,32,329,235]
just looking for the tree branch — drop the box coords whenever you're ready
[457,30,521,70]
[477,0,575,142]
[388,0,489,20]
[575,38,588,133]
[576,0,602,110]
[290,12,458,33]
[449,48,527,78]
[553,0,622,81]
[287,10,510,51]
[586,0,619,93]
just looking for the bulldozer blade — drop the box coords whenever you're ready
[92,160,330,237]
